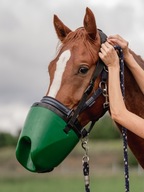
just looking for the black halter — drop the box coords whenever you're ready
[63,29,108,137]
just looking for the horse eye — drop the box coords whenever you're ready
[78,67,89,74]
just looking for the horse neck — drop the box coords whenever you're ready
[124,50,144,118]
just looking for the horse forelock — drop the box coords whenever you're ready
[58,27,101,63]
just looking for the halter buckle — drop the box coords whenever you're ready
[99,81,109,109]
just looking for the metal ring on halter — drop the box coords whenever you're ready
[104,65,108,72]
[99,81,108,96]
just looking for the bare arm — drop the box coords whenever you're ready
[108,65,144,138]
[99,42,144,139]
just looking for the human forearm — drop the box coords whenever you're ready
[108,66,126,119]
[116,109,144,138]
[108,66,144,138]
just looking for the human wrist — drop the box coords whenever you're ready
[124,52,133,62]
[107,66,120,77]
[107,62,120,70]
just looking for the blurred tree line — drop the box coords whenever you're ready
[89,114,121,140]
[0,132,18,148]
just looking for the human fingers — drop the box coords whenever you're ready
[100,42,113,53]
[107,35,128,49]
[99,42,119,68]
[99,42,115,55]
[108,34,124,42]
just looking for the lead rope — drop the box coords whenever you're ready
[81,137,90,192]
[115,46,130,192]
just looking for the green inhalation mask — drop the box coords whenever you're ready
[16,96,82,173]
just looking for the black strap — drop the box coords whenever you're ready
[98,29,107,44]
[64,30,108,137]
[64,61,105,136]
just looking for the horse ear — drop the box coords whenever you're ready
[83,7,97,40]
[53,15,72,41]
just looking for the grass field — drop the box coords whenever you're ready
[0,141,144,192]
[0,173,144,192]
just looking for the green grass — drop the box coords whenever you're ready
[0,143,144,192]
[0,173,144,192]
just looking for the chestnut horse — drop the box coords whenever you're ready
[46,8,144,168]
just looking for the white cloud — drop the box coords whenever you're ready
[0,103,29,135]
[88,0,122,7]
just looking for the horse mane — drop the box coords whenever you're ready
[57,28,100,62]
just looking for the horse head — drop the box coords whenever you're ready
[16,7,110,173]
[46,7,108,128]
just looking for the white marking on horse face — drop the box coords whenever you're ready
[48,50,71,98]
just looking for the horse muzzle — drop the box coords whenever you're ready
[16,96,80,173]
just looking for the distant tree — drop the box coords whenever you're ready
[89,114,121,140]
[0,132,18,147]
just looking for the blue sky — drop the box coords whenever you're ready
[0,0,144,134]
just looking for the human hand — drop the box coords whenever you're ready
[99,42,119,69]
[107,35,130,60]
